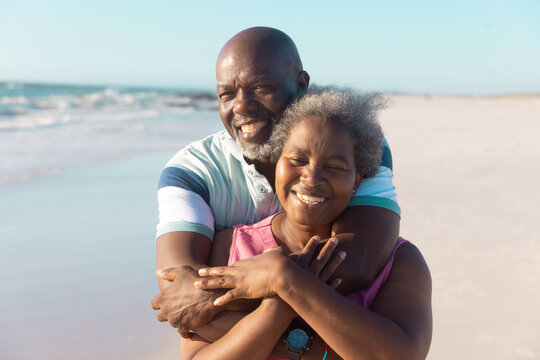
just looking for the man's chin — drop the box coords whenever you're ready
[236,139,274,162]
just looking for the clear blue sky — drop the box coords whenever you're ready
[1,0,539,94]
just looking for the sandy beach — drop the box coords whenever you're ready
[383,94,540,359]
[1,94,539,359]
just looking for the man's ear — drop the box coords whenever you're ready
[296,70,310,92]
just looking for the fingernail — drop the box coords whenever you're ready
[198,269,208,275]
[193,281,202,288]
[336,278,342,284]
[213,298,222,306]
[338,251,346,259]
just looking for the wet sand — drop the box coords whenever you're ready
[0,152,180,360]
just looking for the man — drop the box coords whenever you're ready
[151,27,400,338]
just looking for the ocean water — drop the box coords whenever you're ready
[0,81,226,358]
[0,81,223,183]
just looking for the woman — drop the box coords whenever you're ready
[181,88,432,359]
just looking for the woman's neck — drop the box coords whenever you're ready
[271,212,333,254]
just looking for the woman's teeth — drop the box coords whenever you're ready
[295,192,325,205]
[241,121,266,133]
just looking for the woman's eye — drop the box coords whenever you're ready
[326,164,345,170]
[254,85,271,91]
[290,158,307,165]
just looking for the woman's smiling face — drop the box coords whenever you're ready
[275,116,362,229]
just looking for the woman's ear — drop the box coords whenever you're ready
[353,172,363,196]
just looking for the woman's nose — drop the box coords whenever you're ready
[301,165,324,185]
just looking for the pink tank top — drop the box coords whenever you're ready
[229,214,409,309]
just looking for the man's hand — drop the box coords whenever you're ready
[151,265,224,338]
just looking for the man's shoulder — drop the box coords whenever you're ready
[188,130,234,150]
[165,130,240,169]
[175,130,234,157]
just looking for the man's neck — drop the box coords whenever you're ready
[250,157,276,190]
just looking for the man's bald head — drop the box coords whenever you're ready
[217,27,304,77]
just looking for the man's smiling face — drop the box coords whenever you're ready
[215,27,309,161]
[216,54,299,160]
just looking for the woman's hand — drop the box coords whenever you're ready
[195,236,346,306]
[195,247,289,305]
[293,235,346,289]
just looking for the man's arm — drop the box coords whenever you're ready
[156,232,211,288]
[152,232,223,337]
[152,149,231,335]
[152,230,260,337]
[331,205,400,294]
[187,228,260,342]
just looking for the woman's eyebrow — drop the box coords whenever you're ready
[328,154,351,163]
[283,147,352,163]
[283,145,306,153]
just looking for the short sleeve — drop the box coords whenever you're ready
[349,138,400,217]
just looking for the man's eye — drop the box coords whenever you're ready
[218,91,235,99]
[326,164,345,170]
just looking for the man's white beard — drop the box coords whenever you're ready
[235,137,275,161]
[233,117,278,161]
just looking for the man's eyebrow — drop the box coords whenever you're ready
[251,74,277,80]
[252,75,282,83]
[218,74,278,86]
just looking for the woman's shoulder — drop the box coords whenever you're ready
[387,241,432,296]
[394,241,429,270]
[372,240,432,357]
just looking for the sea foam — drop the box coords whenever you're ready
[0,82,222,184]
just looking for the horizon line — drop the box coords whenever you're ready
[1,79,540,98]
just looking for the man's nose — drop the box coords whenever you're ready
[233,89,258,115]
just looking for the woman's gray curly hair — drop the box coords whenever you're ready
[269,85,386,178]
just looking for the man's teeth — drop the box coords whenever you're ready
[295,192,325,205]
[241,121,266,133]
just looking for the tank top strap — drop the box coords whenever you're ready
[347,237,409,308]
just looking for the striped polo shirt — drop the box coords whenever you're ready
[156,130,400,240]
